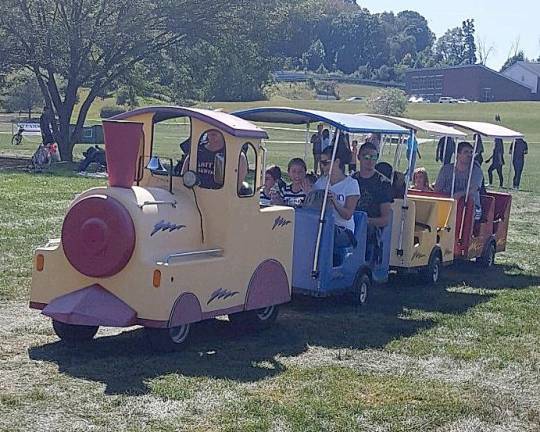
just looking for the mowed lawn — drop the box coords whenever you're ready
[1,95,540,431]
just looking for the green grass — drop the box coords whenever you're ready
[0,84,539,430]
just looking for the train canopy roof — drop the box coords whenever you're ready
[431,121,523,139]
[112,106,268,139]
[231,107,410,135]
[364,114,467,138]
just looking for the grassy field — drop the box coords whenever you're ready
[0,86,539,431]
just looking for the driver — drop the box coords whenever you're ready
[182,130,225,189]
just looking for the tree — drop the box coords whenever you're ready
[366,88,407,116]
[462,19,477,64]
[435,27,466,66]
[301,39,326,70]
[477,38,495,66]
[500,51,526,72]
[1,71,44,118]
[0,0,229,161]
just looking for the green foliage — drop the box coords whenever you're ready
[0,71,43,116]
[367,88,407,116]
[99,105,126,119]
[500,51,526,72]
[462,19,477,65]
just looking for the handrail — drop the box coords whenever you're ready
[138,200,177,209]
[159,248,224,265]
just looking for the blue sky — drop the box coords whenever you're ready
[357,0,540,70]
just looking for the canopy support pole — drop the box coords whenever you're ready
[397,131,415,256]
[443,136,449,164]
[304,123,310,163]
[312,129,341,279]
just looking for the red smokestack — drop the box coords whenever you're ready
[102,120,144,188]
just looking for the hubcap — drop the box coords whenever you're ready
[359,282,368,303]
[169,324,189,344]
[257,306,275,321]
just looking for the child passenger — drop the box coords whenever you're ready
[260,165,284,206]
[412,167,433,192]
[277,158,312,207]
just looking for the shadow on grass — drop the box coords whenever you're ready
[28,263,540,395]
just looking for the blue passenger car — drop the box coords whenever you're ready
[232,108,409,304]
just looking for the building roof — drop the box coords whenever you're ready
[512,61,540,76]
[231,107,410,135]
[112,106,269,139]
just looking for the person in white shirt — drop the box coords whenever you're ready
[314,146,360,249]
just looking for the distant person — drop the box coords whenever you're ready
[39,106,55,145]
[310,123,324,174]
[434,141,484,220]
[486,138,505,188]
[322,129,331,150]
[365,132,382,152]
[336,131,352,167]
[436,136,455,165]
[473,134,484,165]
[349,140,358,172]
[510,138,528,189]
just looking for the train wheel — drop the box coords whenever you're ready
[477,242,496,268]
[228,305,279,331]
[422,254,441,285]
[52,320,98,343]
[351,272,370,306]
[144,324,191,353]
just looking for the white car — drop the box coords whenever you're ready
[439,97,454,103]
[346,96,364,102]
[457,98,471,104]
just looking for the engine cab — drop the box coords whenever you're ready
[30,106,294,351]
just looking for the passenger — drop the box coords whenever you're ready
[434,141,484,220]
[314,146,360,249]
[336,131,352,168]
[412,167,433,192]
[375,161,406,200]
[352,142,393,227]
[276,158,312,207]
[260,165,284,206]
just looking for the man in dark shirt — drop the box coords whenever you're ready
[510,138,528,189]
[352,142,393,227]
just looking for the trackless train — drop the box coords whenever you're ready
[29,106,516,352]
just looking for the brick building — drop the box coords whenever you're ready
[405,64,537,102]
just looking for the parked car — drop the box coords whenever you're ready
[346,96,364,102]
[457,98,471,104]
[438,97,457,104]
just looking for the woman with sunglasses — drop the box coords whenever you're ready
[314,146,360,251]
[352,142,393,228]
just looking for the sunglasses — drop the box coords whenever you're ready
[320,160,331,166]
[361,154,379,161]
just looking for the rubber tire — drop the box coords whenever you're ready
[477,242,496,268]
[11,134,22,146]
[228,305,279,331]
[351,273,370,306]
[52,320,98,343]
[422,253,441,285]
[144,324,191,353]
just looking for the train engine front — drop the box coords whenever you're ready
[29,108,294,352]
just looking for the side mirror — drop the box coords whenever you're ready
[214,153,225,186]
